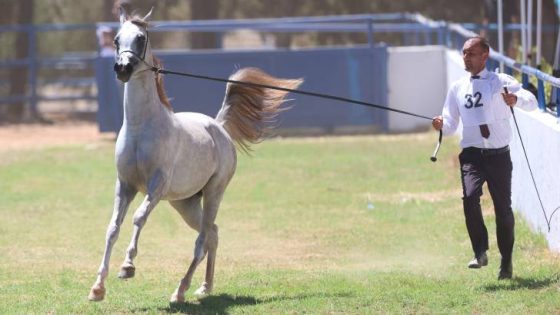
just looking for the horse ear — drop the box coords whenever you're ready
[118,5,128,25]
[143,7,154,22]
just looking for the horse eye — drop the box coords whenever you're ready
[136,36,146,49]
[113,39,119,49]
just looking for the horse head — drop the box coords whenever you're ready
[113,7,153,82]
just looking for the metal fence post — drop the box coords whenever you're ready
[522,73,529,89]
[537,79,545,111]
[438,24,446,46]
[27,24,38,119]
[367,18,374,48]
[556,86,560,120]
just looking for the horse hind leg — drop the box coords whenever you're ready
[194,224,218,297]
[169,190,221,303]
[170,191,203,232]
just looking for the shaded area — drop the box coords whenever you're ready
[133,292,354,314]
[483,274,560,291]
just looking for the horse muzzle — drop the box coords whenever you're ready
[114,62,134,82]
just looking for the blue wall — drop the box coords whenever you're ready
[96,46,388,133]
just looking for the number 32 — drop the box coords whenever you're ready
[464,92,483,109]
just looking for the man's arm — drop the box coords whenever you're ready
[499,74,538,111]
[433,84,460,135]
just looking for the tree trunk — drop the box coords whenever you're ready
[190,0,219,49]
[3,0,33,123]
[103,0,116,21]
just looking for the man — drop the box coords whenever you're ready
[432,36,537,280]
[96,26,116,57]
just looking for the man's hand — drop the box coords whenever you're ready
[432,115,443,131]
[502,90,517,107]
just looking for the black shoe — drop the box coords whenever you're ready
[498,261,513,280]
[467,252,488,269]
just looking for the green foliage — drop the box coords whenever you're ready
[1,134,559,314]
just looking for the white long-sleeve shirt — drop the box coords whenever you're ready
[441,68,537,149]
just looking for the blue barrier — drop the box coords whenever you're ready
[97,46,388,133]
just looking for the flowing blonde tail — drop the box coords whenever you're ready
[215,68,303,152]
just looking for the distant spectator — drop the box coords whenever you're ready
[97,26,116,57]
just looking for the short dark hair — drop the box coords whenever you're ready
[467,36,490,52]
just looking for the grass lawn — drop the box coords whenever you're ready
[0,133,559,314]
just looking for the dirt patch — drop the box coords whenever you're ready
[0,122,114,152]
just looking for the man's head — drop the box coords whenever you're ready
[462,36,490,75]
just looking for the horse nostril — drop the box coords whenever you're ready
[113,63,133,75]
[125,64,133,74]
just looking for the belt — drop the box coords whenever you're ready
[463,146,510,156]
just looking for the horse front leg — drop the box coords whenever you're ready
[89,180,137,301]
[118,173,165,279]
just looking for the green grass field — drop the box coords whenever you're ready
[1,133,559,314]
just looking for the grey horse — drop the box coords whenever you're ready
[88,8,302,303]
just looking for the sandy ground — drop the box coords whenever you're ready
[0,122,115,152]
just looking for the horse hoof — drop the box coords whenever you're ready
[88,285,106,301]
[118,265,135,279]
[170,292,185,304]
[194,283,212,297]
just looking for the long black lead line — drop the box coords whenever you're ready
[124,46,444,160]
[127,41,434,121]
[152,66,443,162]
[155,68,434,121]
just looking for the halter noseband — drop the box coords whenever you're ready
[117,29,159,72]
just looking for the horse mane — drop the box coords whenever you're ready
[124,14,172,111]
[152,56,173,110]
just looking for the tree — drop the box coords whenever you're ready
[1,0,34,123]
[190,0,219,49]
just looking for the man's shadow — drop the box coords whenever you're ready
[483,274,560,292]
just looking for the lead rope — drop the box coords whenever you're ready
[152,66,447,162]
[121,34,444,160]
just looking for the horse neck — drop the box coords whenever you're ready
[122,69,170,132]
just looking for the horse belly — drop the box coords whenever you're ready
[164,145,218,200]
[165,168,213,200]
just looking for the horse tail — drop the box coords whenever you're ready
[215,67,303,153]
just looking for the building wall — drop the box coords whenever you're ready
[387,46,451,132]
[510,110,560,251]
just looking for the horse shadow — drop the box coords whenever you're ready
[134,292,353,314]
[482,274,560,292]
[165,294,258,314]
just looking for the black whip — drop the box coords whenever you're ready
[505,87,559,232]
[430,130,443,162]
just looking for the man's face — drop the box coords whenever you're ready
[462,39,488,74]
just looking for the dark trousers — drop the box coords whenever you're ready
[459,147,514,264]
